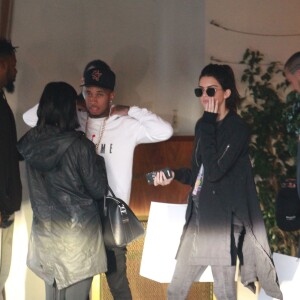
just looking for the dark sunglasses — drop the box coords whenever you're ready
[194,87,217,97]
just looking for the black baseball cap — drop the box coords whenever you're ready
[81,66,116,91]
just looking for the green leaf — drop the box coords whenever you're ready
[240,48,297,255]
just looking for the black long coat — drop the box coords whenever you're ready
[174,111,282,299]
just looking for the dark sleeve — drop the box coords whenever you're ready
[0,110,7,196]
[78,140,108,200]
[199,112,250,182]
[0,101,22,212]
[297,141,300,199]
[174,168,193,186]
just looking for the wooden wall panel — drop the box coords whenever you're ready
[130,136,194,217]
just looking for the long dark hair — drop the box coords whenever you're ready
[199,64,241,112]
[37,82,79,131]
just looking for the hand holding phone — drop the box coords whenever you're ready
[146,167,173,185]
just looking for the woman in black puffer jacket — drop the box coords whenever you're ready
[18,82,108,300]
[154,64,282,300]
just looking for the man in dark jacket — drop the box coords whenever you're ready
[284,52,300,257]
[284,52,300,196]
[0,38,22,300]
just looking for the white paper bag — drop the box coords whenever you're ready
[258,252,300,300]
[140,201,213,283]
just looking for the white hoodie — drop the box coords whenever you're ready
[23,105,173,204]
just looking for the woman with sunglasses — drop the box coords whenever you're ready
[154,64,282,300]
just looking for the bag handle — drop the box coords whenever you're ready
[103,185,118,217]
[107,185,116,198]
[103,185,130,223]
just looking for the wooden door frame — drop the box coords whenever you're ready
[0,0,14,38]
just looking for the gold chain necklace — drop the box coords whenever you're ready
[85,116,108,151]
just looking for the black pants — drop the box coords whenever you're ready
[105,247,132,300]
[45,277,93,300]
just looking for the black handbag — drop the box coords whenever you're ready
[276,178,300,231]
[101,186,145,249]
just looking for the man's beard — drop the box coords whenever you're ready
[5,81,15,93]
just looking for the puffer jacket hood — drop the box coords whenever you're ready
[18,126,81,172]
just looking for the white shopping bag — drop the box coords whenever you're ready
[140,201,213,283]
[258,252,300,300]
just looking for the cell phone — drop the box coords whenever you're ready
[145,167,172,185]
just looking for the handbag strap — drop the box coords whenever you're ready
[103,185,120,214]
[107,185,116,198]
[103,185,129,223]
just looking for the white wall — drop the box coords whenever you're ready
[205,0,300,93]
[12,0,205,136]
[6,1,205,299]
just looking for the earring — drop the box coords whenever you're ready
[109,102,113,117]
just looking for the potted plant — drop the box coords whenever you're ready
[240,49,300,255]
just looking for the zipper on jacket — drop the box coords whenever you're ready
[195,139,200,167]
[218,144,230,165]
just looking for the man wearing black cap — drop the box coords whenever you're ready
[23,59,173,299]
[79,60,173,299]
[0,38,22,300]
